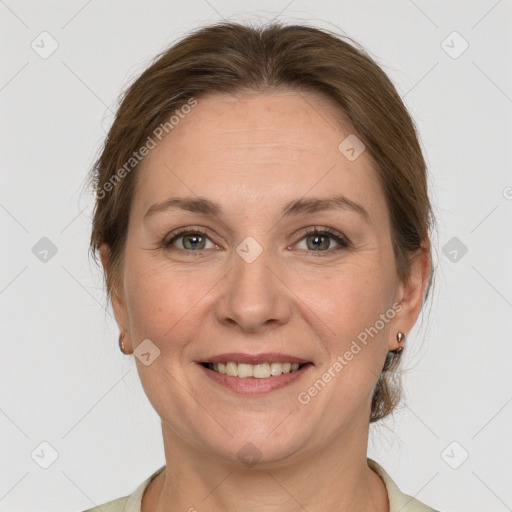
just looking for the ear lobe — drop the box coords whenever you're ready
[403,251,429,309]
[391,247,431,349]
[98,243,128,332]
[99,243,110,271]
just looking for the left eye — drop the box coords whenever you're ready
[295,229,348,252]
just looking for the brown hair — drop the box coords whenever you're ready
[87,21,433,423]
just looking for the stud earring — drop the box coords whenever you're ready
[394,331,406,353]
[119,332,126,354]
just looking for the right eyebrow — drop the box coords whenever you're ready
[144,197,221,219]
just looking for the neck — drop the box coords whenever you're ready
[143,420,389,512]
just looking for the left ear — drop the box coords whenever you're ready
[390,244,432,351]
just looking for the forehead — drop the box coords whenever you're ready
[132,90,386,223]
[156,89,353,162]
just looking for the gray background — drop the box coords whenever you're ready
[1,1,511,511]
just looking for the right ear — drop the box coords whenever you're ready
[99,243,129,336]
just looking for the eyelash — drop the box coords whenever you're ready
[162,226,350,256]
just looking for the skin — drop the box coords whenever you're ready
[100,89,430,512]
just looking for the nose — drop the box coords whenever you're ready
[215,246,293,334]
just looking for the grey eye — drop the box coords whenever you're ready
[181,233,207,250]
[304,233,333,251]
[165,231,216,251]
[296,231,344,252]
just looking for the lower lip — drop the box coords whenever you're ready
[197,363,313,395]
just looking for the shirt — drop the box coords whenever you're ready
[82,458,439,511]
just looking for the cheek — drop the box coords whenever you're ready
[123,256,187,344]
[307,255,394,377]
[123,250,223,354]
[311,255,393,329]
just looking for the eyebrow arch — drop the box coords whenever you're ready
[144,194,370,223]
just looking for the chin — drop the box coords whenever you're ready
[198,423,312,469]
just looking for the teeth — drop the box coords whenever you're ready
[253,363,270,378]
[225,361,238,376]
[237,363,253,378]
[207,361,304,378]
[281,362,292,373]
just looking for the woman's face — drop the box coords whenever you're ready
[103,90,425,467]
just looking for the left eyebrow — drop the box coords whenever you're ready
[281,194,370,223]
[143,193,370,223]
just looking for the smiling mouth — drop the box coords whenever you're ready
[200,361,309,378]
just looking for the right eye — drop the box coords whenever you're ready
[164,229,218,252]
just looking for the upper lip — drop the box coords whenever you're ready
[199,353,311,365]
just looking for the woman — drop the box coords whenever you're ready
[85,21,438,512]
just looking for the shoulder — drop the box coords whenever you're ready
[81,496,129,512]
[81,465,165,512]
[368,458,441,512]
